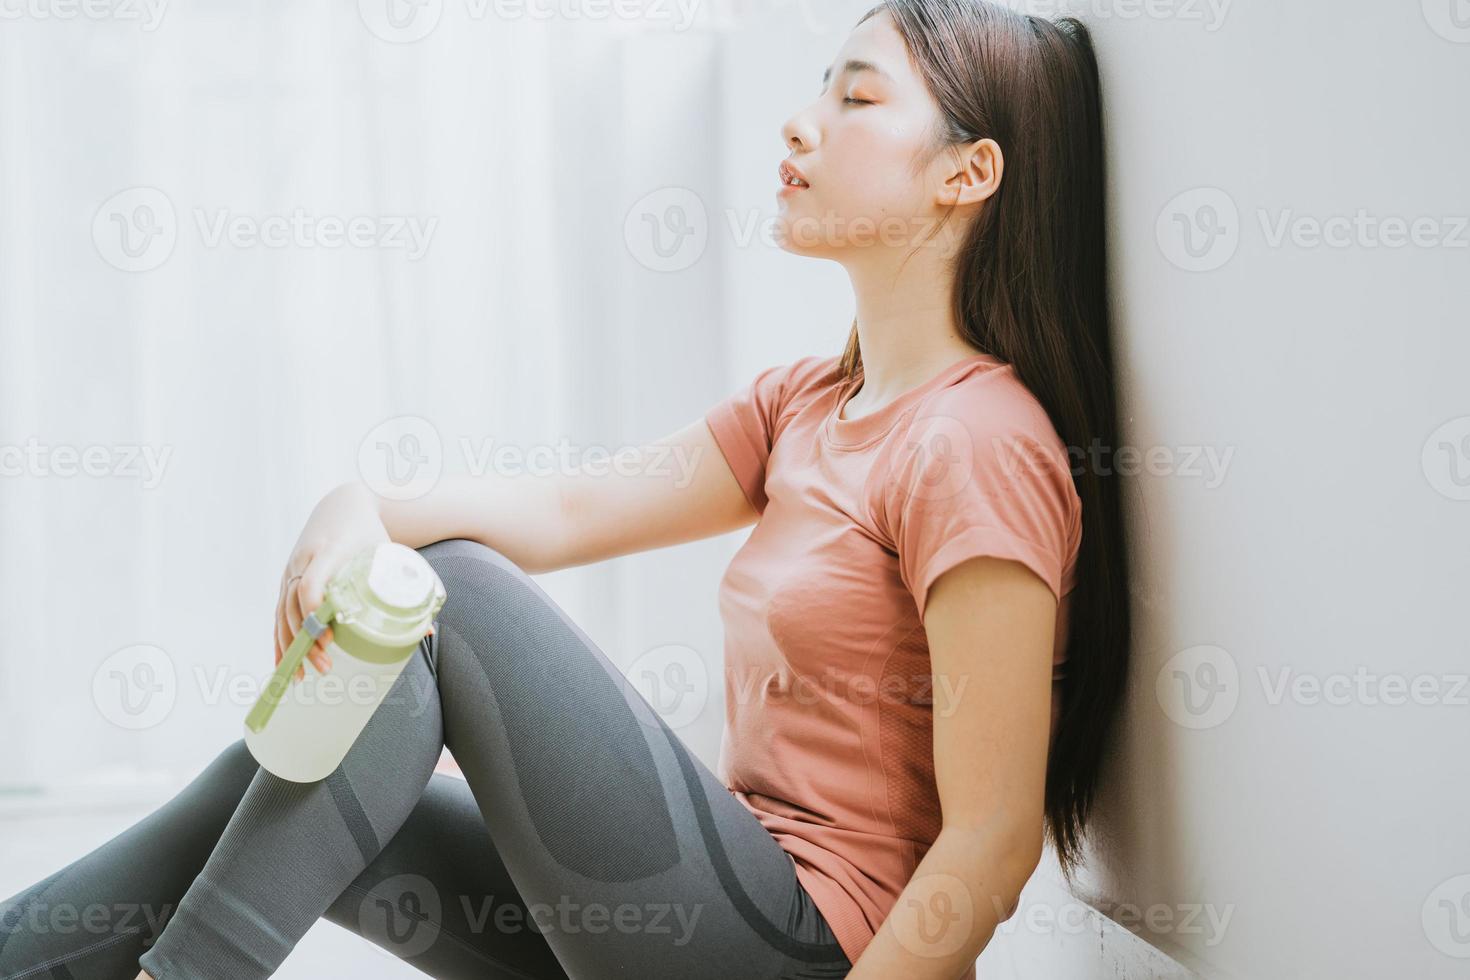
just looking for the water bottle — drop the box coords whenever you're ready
[244,541,447,783]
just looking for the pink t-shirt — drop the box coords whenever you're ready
[703,352,1081,973]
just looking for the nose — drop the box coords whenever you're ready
[781,105,819,154]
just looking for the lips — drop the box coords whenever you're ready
[779,158,811,189]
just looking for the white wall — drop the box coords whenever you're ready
[1047,2,1470,978]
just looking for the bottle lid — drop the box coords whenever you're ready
[367,542,437,610]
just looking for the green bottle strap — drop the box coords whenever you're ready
[245,597,338,734]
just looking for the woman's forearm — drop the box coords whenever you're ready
[845,824,1041,979]
[346,473,571,576]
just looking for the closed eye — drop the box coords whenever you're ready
[844,97,874,105]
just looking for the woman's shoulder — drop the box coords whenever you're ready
[781,353,845,392]
[915,357,1066,451]
[754,353,846,420]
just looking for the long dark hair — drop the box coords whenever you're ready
[843,0,1131,882]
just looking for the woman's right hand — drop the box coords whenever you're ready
[275,483,392,682]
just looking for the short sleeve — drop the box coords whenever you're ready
[881,390,1081,621]
[704,355,830,515]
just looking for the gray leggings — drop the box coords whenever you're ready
[0,539,852,979]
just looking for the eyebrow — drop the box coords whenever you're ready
[821,59,893,87]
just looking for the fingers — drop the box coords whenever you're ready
[279,585,302,681]
[308,627,334,675]
[274,553,343,686]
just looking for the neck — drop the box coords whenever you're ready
[841,243,984,405]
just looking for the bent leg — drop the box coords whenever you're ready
[6,538,852,979]
[417,539,851,979]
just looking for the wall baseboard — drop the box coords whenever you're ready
[978,854,1201,979]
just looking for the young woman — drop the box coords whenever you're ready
[0,2,1129,978]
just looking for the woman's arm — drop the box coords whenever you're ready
[846,554,1055,979]
[367,417,758,574]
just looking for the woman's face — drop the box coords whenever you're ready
[776,11,951,258]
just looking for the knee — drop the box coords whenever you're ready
[414,539,540,635]
[415,539,532,600]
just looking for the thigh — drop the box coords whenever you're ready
[416,539,852,980]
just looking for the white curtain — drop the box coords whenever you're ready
[0,0,790,797]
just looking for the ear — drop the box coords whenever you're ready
[937,137,1004,208]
